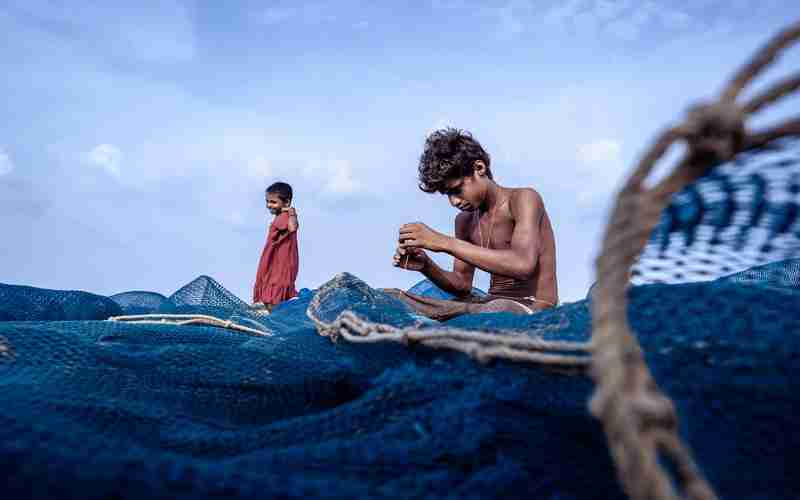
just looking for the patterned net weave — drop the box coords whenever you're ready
[633,141,800,285]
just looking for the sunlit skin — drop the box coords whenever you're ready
[393,160,558,308]
[266,193,299,232]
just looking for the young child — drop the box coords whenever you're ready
[388,128,558,320]
[253,182,299,311]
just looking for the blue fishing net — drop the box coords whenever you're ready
[407,279,488,300]
[1,259,799,499]
[633,140,800,285]
[0,282,122,321]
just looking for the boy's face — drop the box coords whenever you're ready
[441,161,488,212]
[266,193,290,215]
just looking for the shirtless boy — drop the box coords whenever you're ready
[389,128,558,320]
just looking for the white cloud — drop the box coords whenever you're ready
[577,138,621,165]
[324,160,361,195]
[85,144,123,178]
[238,153,365,200]
[0,149,14,176]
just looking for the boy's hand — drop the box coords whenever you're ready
[283,207,297,217]
[399,223,449,252]
[393,246,429,271]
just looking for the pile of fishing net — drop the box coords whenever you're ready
[1,253,799,498]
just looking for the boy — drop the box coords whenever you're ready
[253,182,299,311]
[389,128,558,320]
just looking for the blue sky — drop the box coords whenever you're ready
[1,1,798,302]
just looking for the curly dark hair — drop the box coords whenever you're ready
[266,181,293,203]
[418,128,492,193]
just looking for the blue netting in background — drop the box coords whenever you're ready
[407,279,488,300]
[633,140,800,285]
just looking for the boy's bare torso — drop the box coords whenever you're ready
[456,187,558,306]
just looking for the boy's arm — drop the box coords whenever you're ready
[418,214,475,296]
[400,190,543,280]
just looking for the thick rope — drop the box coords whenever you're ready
[307,307,591,368]
[108,314,273,337]
[590,20,800,500]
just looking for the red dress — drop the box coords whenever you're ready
[253,212,299,305]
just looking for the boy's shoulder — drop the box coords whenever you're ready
[505,187,546,222]
[509,187,544,207]
[510,186,542,198]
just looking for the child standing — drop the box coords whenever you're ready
[253,182,299,310]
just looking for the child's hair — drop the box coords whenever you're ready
[418,128,492,193]
[266,182,293,203]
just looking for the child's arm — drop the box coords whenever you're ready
[394,213,475,297]
[424,254,475,297]
[283,207,299,233]
[393,247,474,297]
